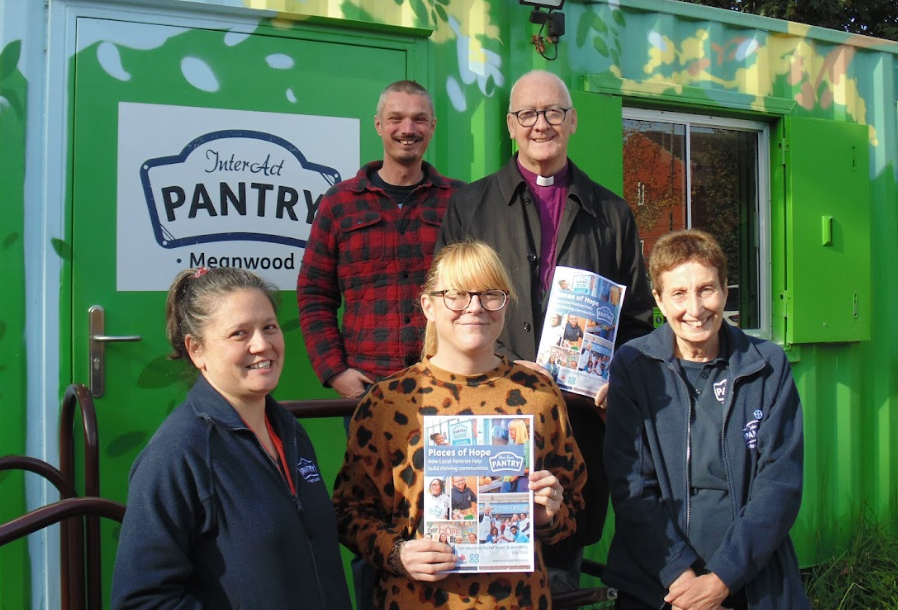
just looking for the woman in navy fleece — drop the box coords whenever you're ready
[112,267,351,610]
[603,231,810,610]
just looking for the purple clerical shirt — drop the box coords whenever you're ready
[517,159,570,294]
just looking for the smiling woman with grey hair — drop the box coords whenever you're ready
[603,230,810,610]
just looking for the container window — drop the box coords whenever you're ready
[622,109,770,333]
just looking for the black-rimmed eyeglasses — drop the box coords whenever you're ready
[428,289,509,312]
[508,107,571,127]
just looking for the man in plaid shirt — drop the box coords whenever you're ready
[298,80,463,399]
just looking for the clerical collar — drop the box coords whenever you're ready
[516,157,569,188]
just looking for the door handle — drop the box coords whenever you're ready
[91,334,142,343]
[88,305,142,397]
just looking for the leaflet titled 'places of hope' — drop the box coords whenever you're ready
[423,414,535,573]
[536,266,627,399]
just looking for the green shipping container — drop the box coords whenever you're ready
[1,0,896,607]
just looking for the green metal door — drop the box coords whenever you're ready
[784,116,872,344]
[564,89,624,563]
[70,12,419,606]
[568,90,624,197]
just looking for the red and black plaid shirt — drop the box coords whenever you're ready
[297,161,464,384]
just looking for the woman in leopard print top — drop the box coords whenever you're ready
[333,241,587,610]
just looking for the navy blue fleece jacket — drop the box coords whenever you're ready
[603,323,810,610]
[112,376,351,610]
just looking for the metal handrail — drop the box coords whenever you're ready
[554,584,615,609]
[0,428,88,610]
[280,397,358,419]
[281,392,596,416]
[58,383,103,610]
[0,497,125,546]
[0,456,77,499]
[59,383,101,497]
[280,393,597,419]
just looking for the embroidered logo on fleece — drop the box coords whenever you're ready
[298,458,322,483]
[713,379,728,404]
[742,409,764,449]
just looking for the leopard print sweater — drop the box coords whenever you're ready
[333,356,587,610]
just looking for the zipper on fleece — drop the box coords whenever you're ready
[255,430,329,610]
[665,359,694,537]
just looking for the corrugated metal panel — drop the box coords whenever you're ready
[569,1,898,565]
[790,342,898,561]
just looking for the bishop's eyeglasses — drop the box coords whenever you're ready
[508,107,571,127]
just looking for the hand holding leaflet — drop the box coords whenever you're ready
[423,414,536,573]
[535,266,627,400]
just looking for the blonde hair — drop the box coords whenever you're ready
[508,419,529,445]
[421,241,515,359]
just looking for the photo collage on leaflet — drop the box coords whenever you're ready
[536,266,626,399]
[423,414,535,573]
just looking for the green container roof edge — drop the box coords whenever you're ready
[569,0,898,52]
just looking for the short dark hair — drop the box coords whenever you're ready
[377,80,434,117]
[165,267,278,363]
[648,229,727,293]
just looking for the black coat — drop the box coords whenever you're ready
[438,155,654,361]
[437,156,654,553]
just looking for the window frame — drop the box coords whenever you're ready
[622,107,772,339]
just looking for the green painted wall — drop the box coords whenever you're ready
[0,36,30,610]
[0,38,30,610]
